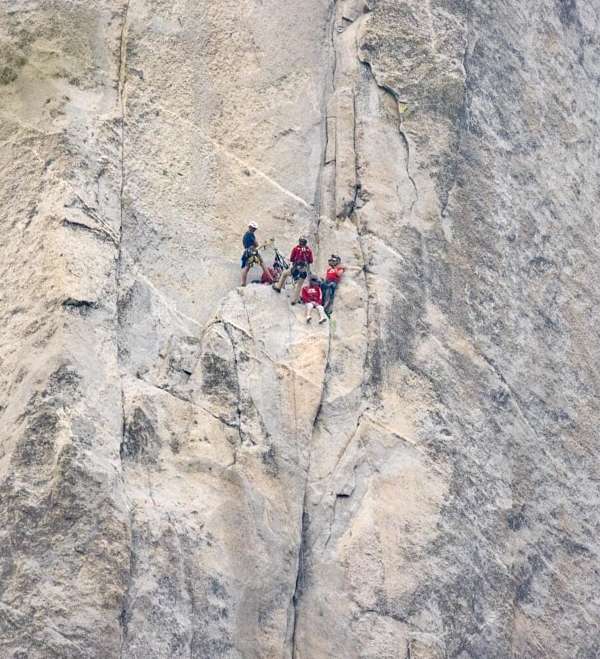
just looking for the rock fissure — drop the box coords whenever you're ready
[287,296,319,659]
[135,376,241,432]
[359,58,419,213]
[346,90,362,218]
[222,323,246,448]
[118,522,135,658]
[330,1,338,93]
[64,194,120,245]
[115,6,133,654]
[440,12,470,220]
[290,505,309,659]
[62,218,117,244]
[115,0,130,446]
[3,1,600,657]
[117,0,130,239]
[159,106,315,213]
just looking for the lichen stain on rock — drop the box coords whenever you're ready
[120,406,160,464]
[200,352,238,397]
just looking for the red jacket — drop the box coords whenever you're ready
[326,266,345,283]
[290,245,313,264]
[301,285,322,305]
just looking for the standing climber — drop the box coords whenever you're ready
[272,236,314,303]
[241,222,269,286]
[321,254,345,316]
[301,275,327,324]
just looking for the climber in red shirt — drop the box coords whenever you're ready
[321,254,345,316]
[301,275,327,323]
[272,236,314,303]
[289,240,314,265]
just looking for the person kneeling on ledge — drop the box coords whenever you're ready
[301,275,327,324]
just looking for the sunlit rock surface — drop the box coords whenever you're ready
[1,1,599,657]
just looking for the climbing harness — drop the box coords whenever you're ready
[241,247,262,268]
[291,261,309,281]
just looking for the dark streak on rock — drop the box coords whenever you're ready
[62,298,98,314]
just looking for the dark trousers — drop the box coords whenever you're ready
[321,281,337,312]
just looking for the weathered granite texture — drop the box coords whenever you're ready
[1,1,599,657]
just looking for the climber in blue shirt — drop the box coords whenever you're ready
[243,224,258,249]
[241,222,269,286]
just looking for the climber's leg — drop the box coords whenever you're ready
[241,264,251,286]
[305,302,314,323]
[320,282,328,307]
[317,304,328,323]
[273,268,291,292]
[258,255,269,278]
[320,282,331,309]
[323,282,337,315]
[291,275,304,304]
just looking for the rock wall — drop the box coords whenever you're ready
[1,1,599,657]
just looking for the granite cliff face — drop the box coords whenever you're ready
[1,1,599,657]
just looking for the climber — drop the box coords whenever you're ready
[257,260,283,285]
[320,254,345,316]
[251,245,288,284]
[241,222,269,286]
[301,275,327,324]
[272,236,314,303]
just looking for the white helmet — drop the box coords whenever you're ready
[248,221,259,229]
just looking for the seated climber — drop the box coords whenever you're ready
[321,254,345,316]
[256,260,283,285]
[301,275,327,324]
[241,222,269,286]
[272,236,314,303]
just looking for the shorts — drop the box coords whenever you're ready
[291,263,308,281]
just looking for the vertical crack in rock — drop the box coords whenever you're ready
[290,321,332,658]
[291,5,378,652]
[355,2,418,214]
[348,90,362,217]
[291,3,428,650]
[118,520,136,659]
[313,0,340,248]
[222,322,245,451]
[116,1,132,651]
[355,222,374,397]
[290,504,309,659]
[359,58,419,213]
[289,402,322,659]
[330,0,338,91]
[117,0,130,239]
[289,7,341,652]
[397,124,419,213]
[116,0,130,448]
[440,6,470,220]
